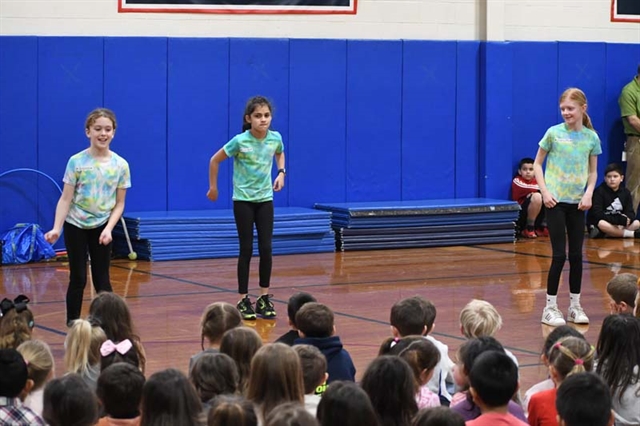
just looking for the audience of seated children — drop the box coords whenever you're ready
[294,302,356,383]
[275,292,317,346]
[466,351,527,426]
[0,295,34,350]
[555,373,614,426]
[140,368,203,426]
[527,336,595,426]
[100,338,141,372]
[246,343,305,424]
[0,348,45,425]
[293,344,328,417]
[43,374,99,426]
[64,318,107,390]
[411,407,465,426]
[390,296,454,405]
[522,325,586,415]
[96,363,145,426]
[587,163,640,239]
[605,273,638,314]
[450,337,526,422]
[595,314,640,426]
[189,352,239,413]
[207,395,257,426]
[190,302,242,372]
[264,401,320,426]
[316,381,380,426]
[16,339,54,417]
[379,336,441,409]
[220,326,263,392]
[89,292,147,374]
[361,355,419,426]
[459,299,519,368]
[512,157,547,238]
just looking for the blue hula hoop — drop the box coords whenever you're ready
[0,168,63,194]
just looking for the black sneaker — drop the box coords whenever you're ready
[589,225,603,239]
[256,294,277,319]
[237,296,257,320]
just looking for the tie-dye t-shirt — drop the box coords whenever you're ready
[539,123,601,203]
[63,149,131,229]
[224,130,284,202]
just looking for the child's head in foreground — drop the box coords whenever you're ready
[459,299,503,339]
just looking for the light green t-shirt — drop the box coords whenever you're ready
[619,77,640,136]
[63,149,131,229]
[539,123,601,203]
[224,130,284,202]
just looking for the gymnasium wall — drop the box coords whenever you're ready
[1,37,639,234]
[1,0,638,42]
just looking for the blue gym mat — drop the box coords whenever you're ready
[112,207,335,261]
[314,198,519,251]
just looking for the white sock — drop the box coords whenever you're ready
[570,293,581,307]
[623,230,634,238]
[546,294,558,308]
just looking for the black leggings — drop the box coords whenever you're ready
[545,203,585,296]
[63,221,113,322]
[233,200,274,294]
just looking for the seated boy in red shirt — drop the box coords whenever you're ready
[512,157,548,238]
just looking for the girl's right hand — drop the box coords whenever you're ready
[206,188,218,201]
[542,192,557,209]
[44,229,60,244]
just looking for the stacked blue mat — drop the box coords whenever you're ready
[112,208,335,261]
[314,198,520,251]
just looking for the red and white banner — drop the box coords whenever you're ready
[611,0,640,22]
[119,0,357,14]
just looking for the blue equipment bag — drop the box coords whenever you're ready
[1,223,56,265]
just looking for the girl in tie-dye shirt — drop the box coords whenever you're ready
[45,108,131,326]
[533,88,601,329]
[207,96,285,322]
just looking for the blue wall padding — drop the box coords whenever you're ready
[455,41,481,198]
[480,42,513,199]
[228,38,290,207]
[288,39,348,206]
[604,43,640,166]
[346,40,402,202]
[511,42,558,174]
[167,38,231,210]
[402,41,457,200]
[2,37,639,237]
[0,37,39,229]
[103,37,169,212]
[37,37,105,230]
[558,42,607,177]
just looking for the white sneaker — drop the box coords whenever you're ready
[567,305,589,324]
[542,305,566,326]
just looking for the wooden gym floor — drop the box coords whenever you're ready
[2,236,637,391]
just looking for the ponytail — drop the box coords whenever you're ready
[548,336,594,381]
[582,111,594,131]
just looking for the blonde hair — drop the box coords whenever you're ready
[85,108,117,130]
[459,299,503,338]
[17,339,54,391]
[548,336,595,381]
[559,88,594,131]
[64,319,107,375]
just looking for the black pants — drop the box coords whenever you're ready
[233,200,274,295]
[546,203,585,296]
[63,222,113,322]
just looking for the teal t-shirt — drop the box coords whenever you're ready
[63,149,131,229]
[223,130,284,202]
[539,123,601,203]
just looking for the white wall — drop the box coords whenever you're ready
[0,0,480,39]
[503,0,640,43]
[0,0,637,42]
